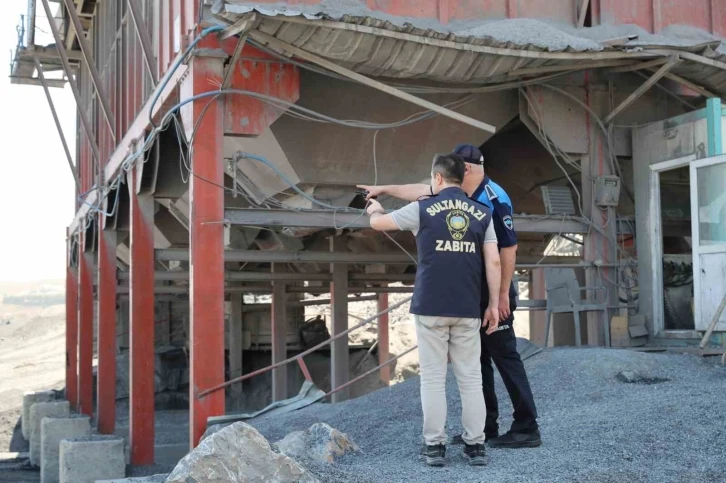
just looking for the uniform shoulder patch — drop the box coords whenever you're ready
[503,215,514,230]
[484,184,498,201]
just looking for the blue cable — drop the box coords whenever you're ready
[236,152,358,212]
[148,25,224,127]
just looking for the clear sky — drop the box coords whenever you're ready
[0,0,76,282]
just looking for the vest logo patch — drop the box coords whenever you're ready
[503,215,514,230]
[435,240,477,253]
[425,199,487,221]
[446,210,469,240]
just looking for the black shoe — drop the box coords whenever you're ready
[422,444,446,467]
[450,433,498,445]
[463,443,487,466]
[487,429,542,448]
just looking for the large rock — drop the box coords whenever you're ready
[166,422,318,483]
[275,423,359,464]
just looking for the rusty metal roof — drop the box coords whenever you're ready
[216,2,726,96]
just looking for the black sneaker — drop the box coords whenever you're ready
[422,444,446,467]
[463,443,487,466]
[450,433,498,445]
[487,429,542,448]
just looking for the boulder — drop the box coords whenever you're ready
[166,422,318,483]
[275,423,359,463]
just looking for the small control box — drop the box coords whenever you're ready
[595,175,621,207]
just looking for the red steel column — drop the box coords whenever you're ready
[377,292,390,386]
[182,46,226,448]
[128,169,156,464]
[65,232,78,410]
[78,230,94,417]
[97,221,117,434]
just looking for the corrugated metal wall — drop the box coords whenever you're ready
[77,0,200,191]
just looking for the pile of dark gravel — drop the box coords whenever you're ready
[249,348,726,483]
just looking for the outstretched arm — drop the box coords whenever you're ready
[367,199,420,233]
[357,183,431,202]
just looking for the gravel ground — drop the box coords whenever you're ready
[249,348,726,483]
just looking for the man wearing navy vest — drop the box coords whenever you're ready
[359,144,541,449]
[366,153,502,467]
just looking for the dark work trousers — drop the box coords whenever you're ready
[480,310,539,436]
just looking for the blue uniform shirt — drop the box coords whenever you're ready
[471,176,519,310]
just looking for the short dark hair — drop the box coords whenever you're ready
[432,153,465,185]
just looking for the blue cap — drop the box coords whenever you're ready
[452,144,484,165]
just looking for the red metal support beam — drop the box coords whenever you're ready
[128,169,156,464]
[182,46,226,448]
[97,223,117,434]
[78,231,94,417]
[377,292,390,386]
[271,264,288,402]
[65,233,79,411]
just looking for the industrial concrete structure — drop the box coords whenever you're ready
[9,0,726,464]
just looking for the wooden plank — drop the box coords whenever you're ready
[628,325,649,338]
[220,13,256,40]
[699,292,726,348]
[507,59,633,77]
[221,34,248,89]
[604,58,679,124]
[610,316,630,347]
[273,16,654,61]
[660,71,717,98]
[609,58,669,73]
[577,0,590,28]
[249,30,497,134]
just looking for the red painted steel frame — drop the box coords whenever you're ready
[128,169,156,465]
[78,233,94,417]
[97,224,117,434]
[377,293,390,385]
[65,235,78,410]
[182,42,226,448]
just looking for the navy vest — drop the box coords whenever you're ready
[410,187,493,318]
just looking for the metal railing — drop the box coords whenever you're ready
[9,15,25,75]
[197,295,414,399]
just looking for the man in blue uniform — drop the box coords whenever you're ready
[366,153,502,467]
[359,144,541,448]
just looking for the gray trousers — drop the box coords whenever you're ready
[414,315,487,446]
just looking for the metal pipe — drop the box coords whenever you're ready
[33,55,80,193]
[242,295,379,313]
[117,270,416,282]
[156,248,414,264]
[324,345,418,400]
[196,296,413,398]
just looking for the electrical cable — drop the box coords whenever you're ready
[148,25,224,128]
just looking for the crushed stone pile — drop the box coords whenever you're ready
[247,348,726,483]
